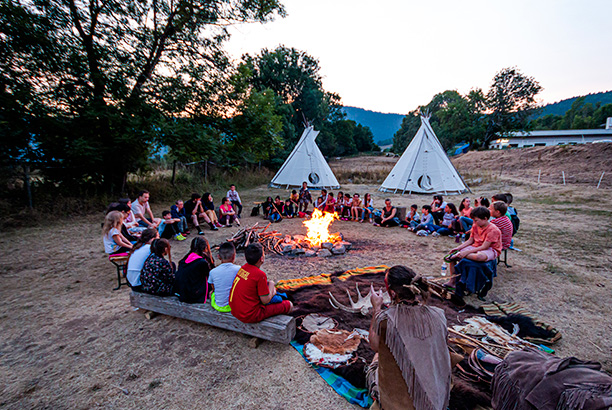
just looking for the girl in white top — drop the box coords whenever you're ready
[102,211,133,254]
[361,193,374,223]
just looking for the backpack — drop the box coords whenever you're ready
[508,208,520,236]
[251,205,260,217]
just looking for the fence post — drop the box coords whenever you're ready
[537,169,541,186]
[24,164,33,210]
[597,172,605,189]
[562,171,566,185]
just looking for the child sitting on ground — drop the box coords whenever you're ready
[298,182,312,214]
[282,198,295,218]
[400,204,420,227]
[489,201,513,250]
[324,192,336,213]
[159,210,186,241]
[445,206,502,286]
[350,193,361,221]
[208,242,241,312]
[229,243,293,323]
[269,196,283,222]
[410,205,433,232]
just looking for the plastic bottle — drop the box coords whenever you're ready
[441,264,447,276]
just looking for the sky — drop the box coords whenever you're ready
[225,0,612,114]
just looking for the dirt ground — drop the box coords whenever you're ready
[1,151,612,409]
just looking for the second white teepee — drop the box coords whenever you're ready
[270,126,340,189]
[379,116,470,194]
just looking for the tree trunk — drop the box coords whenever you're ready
[171,160,177,185]
[24,164,33,210]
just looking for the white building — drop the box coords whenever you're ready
[490,128,612,149]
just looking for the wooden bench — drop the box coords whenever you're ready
[130,291,296,344]
[497,248,511,268]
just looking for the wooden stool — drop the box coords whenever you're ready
[109,253,130,290]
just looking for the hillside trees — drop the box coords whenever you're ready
[239,46,377,161]
[0,0,285,193]
[531,97,612,130]
[393,67,541,152]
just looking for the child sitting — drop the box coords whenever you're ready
[103,211,133,254]
[341,193,352,219]
[428,203,458,236]
[446,206,502,286]
[208,242,241,312]
[489,201,513,250]
[175,237,215,303]
[262,196,274,219]
[229,243,293,323]
[282,199,295,218]
[317,189,328,211]
[298,182,312,213]
[269,196,283,222]
[400,204,420,227]
[159,210,186,241]
[290,190,299,210]
[350,193,361,221]
[140,238,176,296]
[126,228,159,290]
[335,191,344,214]
[324,192,336,213]
[220,197,240,227]
[410,205,433,231]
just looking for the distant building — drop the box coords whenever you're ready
[491,120,612,149]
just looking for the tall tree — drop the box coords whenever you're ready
[484,67,542,147]
[1,0,285,192]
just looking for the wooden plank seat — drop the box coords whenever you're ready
[130,291,296,344]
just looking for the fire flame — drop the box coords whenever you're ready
[303,208,340,247]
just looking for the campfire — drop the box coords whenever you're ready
[222,210,350,257]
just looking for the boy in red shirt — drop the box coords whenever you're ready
[445,206,502,286]
[229,243,293,323]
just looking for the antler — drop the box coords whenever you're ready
[329,284,390,316]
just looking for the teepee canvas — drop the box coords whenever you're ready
[270,126,340,189]
[379,116,470,194]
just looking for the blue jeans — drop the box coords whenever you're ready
[269,213,282,223]
[177,216,188,232]
[459,217,473,232]
[361,206,374,221]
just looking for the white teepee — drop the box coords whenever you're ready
[379,116,470,195]
[270,126,340,189]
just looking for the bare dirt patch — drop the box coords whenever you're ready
[1,149,612,408]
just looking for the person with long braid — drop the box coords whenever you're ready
[367,266,452,410]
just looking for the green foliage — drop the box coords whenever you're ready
[0,0,285,193]
[393,67,541,152]
[531,97,612,130]
[484,67,542,146]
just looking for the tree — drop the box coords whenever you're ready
[1,0,285,192]
[484,67,542,147]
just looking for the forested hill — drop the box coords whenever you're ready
[536,91,612,118]
[342,106,404,145]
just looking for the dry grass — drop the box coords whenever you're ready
[1,153,612,409]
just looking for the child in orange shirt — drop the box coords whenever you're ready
[445,206,502,285]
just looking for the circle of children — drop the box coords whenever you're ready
[102,180,518,325]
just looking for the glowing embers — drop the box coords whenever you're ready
[303,208,342,247]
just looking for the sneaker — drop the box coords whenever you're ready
[432,231,441,238]
[215,222,223,228]
[416,230,429,236]
[175,234,186,241]
[211,226,218,231]
[197,229,205,235]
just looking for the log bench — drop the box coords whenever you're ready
[130,291,296,344]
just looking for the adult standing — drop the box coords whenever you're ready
[131,190,161,229]
[226,184,243,218]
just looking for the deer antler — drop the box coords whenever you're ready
[329,284,390,316]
